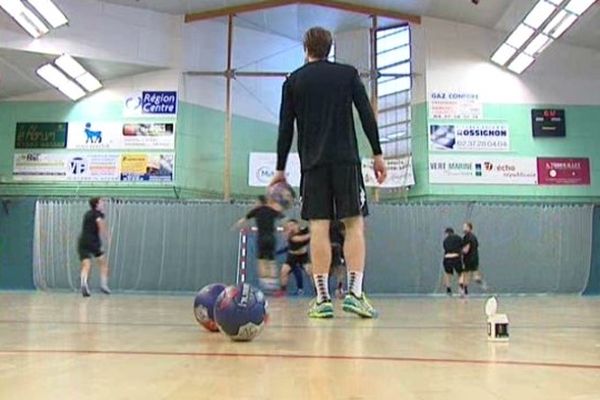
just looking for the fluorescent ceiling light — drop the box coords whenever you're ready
[506,24,535,48]
[491,43,517,65]
[546,0,565,5]
[524,1,556,29]
[26,0,67,28]
[37,63,85,100]
[76,72,102,92]
[565,0,596,15]
[548,12,578,38]
[507,53,535,74]
[0,0,49,38]
[55,54,86,78]
[543,10,568,34]
[524,34,553,55]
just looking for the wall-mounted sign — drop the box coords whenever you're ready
[120,153,174,182]
[537,157,590,185]
[429,123,510,152]
[13,153,67,181]
[429,92,483,120]
[429,155,538,185]
[532,109,566,137]
[248,152,301,187]
[124,91,178,117]
[67,122,175,150]
[15,122,68,149]
[362,157,415,188]
[66,154,120,182]
[122,123,175,148]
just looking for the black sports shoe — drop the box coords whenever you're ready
[81,285,91,297]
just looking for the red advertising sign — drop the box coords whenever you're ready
[537,158,591,185]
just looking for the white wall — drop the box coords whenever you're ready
[423,17,600,105]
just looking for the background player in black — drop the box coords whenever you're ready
[442,227,463,296]
[280,219,312,294]
[78,197,110,297]
[272,27,387,318]
[330,220,346,299]
[235,196,284,292]
[461,221,485,296]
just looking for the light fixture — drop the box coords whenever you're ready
[507,53,535,74]
[55,54,86,78]
[524,34,553,55]
[548,13,578,38]
[37,64,85,100]
[26,0,67,28]
[0,0,48,38]
[491,43,517,65]
[524,1,556,29]
[506,24,535,48]
[546,0,565,4]
[565,0,597,15]
[76,72,103,92]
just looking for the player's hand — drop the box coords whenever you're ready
[373,155,387,184]
[270,170,286,186]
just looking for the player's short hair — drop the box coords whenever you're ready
[89,197,101,210]
[257,195,267,205]
[444,227,454,234]
[465,221,474,230]
[303,27,333,60]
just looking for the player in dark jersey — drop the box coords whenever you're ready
[442,227,463,296]
[329,220,346,299]
[461,221,486,296]
[272,27,387,319]
[235,196,284,292]
[280,219,312,295]
[78,197,110,297]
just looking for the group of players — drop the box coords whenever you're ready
[442,222,485,297]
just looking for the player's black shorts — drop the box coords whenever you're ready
[286,252,309,267]
[78,241,103,261]
[443,257,463,274]
[463,259,479,272]
[256,234,276,260]
[300,164,368,220]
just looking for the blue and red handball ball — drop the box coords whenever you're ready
[193,283,227,332]
[214,283,268,341]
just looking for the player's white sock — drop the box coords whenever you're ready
[101,276,109,288]
[313,274,330,303]
[348,271,363,297]
[80,271,88,288]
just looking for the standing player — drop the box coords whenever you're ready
[235,197,284,292]
[272,27,387,318]
[78,197,111,297]
[442,227,463,296]
[330,220,346,299]
[280,219,312,294]
[461,222,483,296]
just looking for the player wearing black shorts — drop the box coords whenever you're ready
[78,197,110,297]
[236,196,284,292]
[280,219,312,294]
[329,220,346,299]
[461,221,484,296]
[442,227,463,296]
[273,27,387,318]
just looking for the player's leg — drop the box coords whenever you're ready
[442,259,453,295]
[97,253,111,294]
[280,263,292,291]
[292,264,304,294]
[80,258,92,297]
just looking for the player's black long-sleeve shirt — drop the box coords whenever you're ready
[277,60,382,172]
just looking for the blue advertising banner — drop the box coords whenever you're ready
[124,91,178,117]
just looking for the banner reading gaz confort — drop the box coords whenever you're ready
[248,152,414,188]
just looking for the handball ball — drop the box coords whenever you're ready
[268,181,296,210]
[214,283,268,342]
[193,283,227,332]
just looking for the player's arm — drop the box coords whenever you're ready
[233,209,256,230]
[96,217,110,246]
[273,79,295,184]
[462,243,471,254]
[351,69,387,184]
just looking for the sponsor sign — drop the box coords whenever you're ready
[429,155,538,185]
[124,91,178,117]
[15,122,68,149]
[429,92,483,120]
[362,157,415,188]
[537,157,590,185]
[248,152,301,187]
[120,153,174,182]
[13,153,67,181]
[429,123,510,152]
[66,154,120,182]
[532,109,566,137]
[122,123,175,149]
[67,122,121,149]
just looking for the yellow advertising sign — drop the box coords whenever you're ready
[120,154,148,174]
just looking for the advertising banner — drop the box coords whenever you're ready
[123,91,178,117]
[429,155,538,185]
[120,153,174,182]
[537,158,590,185]
[362,157,415,188]
[15,122,68,149]
[13,153,67,181]
[429,92,483,120]
[122,123,175,149]
[429,123,510,152]
[248,152,301,187]
[66,154,120,182]
[67,122,122,149]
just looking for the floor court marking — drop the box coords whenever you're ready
[1,349,599,370]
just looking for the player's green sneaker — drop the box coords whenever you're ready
[342,293,378,318]
[307,299,334,319]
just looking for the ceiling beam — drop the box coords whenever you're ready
[184,0,421,24]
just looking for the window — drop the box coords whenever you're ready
[376,25,411,157]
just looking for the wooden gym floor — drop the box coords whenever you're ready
[0,292,598,400]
